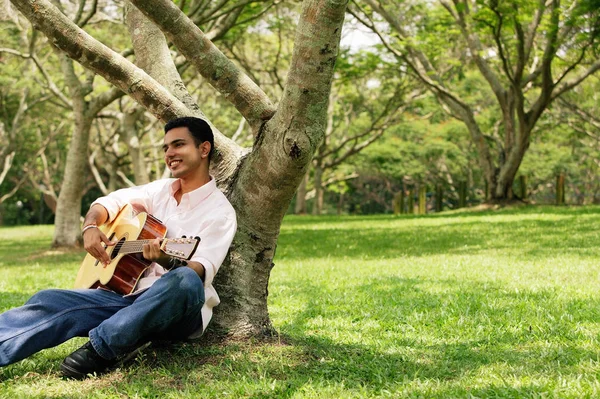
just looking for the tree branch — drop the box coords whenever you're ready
[350,1,472,116]
[10,0,243,184]
[129,0,277,133]
[269,0,347,145]
[75,0,97,27]
[89,87,125,116]
[551,58,600,101]
[0,47,72,107]
[558,98,600,130]
[445,0,507,100]
[0,151,16,187]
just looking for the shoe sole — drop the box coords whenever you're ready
[60,362,89,380]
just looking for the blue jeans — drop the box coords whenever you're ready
[0,267,204,366]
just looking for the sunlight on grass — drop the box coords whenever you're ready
[1,206,600,398]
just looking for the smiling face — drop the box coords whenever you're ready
[163,126,210,181]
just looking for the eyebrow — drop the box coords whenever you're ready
[162,138,186,151]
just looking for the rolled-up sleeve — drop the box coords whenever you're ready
[90,181,163,223]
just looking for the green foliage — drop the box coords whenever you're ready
[3,207,600,396]
[351,115,474,206]
[0,25,71,215]
[522,76,600,204]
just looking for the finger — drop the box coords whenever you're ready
[142,243,151,259]
[98,246,111,265]
[100,233,116,247]
[84,238,109,265]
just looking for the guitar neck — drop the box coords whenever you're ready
[114,239,157,256]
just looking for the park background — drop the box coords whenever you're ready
[1,0,600,397]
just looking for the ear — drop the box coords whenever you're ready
[200,141,211,159]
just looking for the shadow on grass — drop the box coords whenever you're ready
[20,275,593,397]
[2,209,600,397]
[255,276,600,397]
[2,276,600,397]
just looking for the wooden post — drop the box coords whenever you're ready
[418,184,427,214]
[407,189,414,214]
[393,192,402,215]
[399,190,405,214]
[435,184,443,212]
[519,175,527,200]
[458,181,467,208]
[556,173,565,205]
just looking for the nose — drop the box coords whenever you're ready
[164,145,175,158]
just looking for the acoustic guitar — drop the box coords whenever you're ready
[74,204,200,295]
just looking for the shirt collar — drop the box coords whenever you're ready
[169,176,216,209]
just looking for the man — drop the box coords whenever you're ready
[0,117,237,379]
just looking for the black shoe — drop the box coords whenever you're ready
[60,341,118,379]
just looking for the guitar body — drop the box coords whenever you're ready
[74,204,167,295]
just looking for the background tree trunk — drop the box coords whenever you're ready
[294,172,308,214]
[119,107,149,185]
[52,56,93,247]
[312,163,324,215]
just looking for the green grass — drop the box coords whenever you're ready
[2,206,600,398]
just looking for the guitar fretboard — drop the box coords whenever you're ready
[113,239,156,255]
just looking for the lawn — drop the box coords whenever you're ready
[1,206,600,398]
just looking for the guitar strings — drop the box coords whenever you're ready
[117,239,153,255]
[110,238,195,256]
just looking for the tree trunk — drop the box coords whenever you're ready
[294,172,308,214]
[212,0,347,334]
[435,184,443,212]
[493,140,528,200]
[393,191,402,215]
[337,191,344,215]
[519,175,527,200]
[120,107,150,185]
[52,56,92,247]
[556,173,566,205]
[418,184,426,214]
[312,163,324,215]
[458,181,467,208]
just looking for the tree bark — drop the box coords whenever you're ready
[312,163,324,215]
[52,55,94,247]
[214,0,347,334]
[294,172,308,214]
[119,107,149,185]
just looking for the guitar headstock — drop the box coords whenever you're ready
[161,237,200,260]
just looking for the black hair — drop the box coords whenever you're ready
[164,117,214,161]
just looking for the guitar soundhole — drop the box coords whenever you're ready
[110,237,127,260]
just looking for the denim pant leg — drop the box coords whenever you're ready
[90,267,205,359]
[0,288,132,367]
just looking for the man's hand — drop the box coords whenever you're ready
[83,227,115,266]
[142,238,205,280]
[142,238,170,266]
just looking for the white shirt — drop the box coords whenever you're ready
[91,177,237,337]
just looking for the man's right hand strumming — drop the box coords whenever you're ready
[82,204,115,266]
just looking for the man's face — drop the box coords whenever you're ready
[163,127,209,179]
